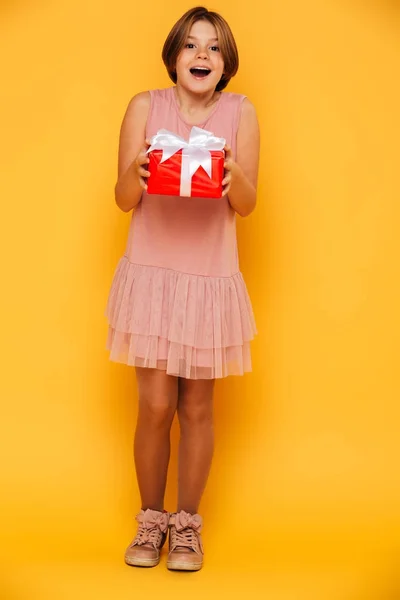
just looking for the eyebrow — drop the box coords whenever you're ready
[187,36,219,42]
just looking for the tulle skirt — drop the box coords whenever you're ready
[105,256,256,379]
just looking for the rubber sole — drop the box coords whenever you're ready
[125,556,160,568]
[167,560,203,571]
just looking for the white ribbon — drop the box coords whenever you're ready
[147,126,226,197]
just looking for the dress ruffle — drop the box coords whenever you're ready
[105,256,257,379]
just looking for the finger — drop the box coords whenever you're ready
[221,183,231,197]
[138,152,150,163]
[222,174,231,186]
[138,167,151,177]
[224,144,233,158]
[137,158,150,170]
[139,178,148,191]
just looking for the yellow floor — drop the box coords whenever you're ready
[3,550,399,600]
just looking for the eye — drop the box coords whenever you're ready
[210,46,220,52]
[185,43,195,49]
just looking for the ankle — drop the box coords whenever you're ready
[176,507,199,515]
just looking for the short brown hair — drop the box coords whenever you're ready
[162,6,239,92]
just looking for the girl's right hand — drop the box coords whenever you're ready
[134,139,151,191]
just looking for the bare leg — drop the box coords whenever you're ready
[134,367,178,511]
[177,378,215,514]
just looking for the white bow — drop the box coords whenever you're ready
[147,126,226,197]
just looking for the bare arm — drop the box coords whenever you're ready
[222,98,260,217]
[114,91,151,213]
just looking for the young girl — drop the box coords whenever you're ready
[106,6,259,571]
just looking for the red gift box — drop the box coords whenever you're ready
[146,127,226,199]
[147,149,224,198]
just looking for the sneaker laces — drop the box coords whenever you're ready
[169,510,204,555]
[131,509,169,550]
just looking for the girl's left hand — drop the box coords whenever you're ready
[222,144,235,197]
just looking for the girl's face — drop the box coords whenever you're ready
[175,20,225,94]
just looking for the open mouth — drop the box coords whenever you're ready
[189,67,211,79]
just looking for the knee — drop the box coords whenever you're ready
[139,395,176,429]
[178,399,213,429]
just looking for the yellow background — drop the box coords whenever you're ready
[1,1,399,598]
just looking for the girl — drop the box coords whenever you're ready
[106,6,260,571]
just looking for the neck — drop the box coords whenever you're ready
[174,85,220,114]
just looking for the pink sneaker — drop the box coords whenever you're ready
[167,510,204,571]
[125,509,170,568]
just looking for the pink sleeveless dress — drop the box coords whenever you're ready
[105,87,257,379]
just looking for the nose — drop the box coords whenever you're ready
[196,48,209,60]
